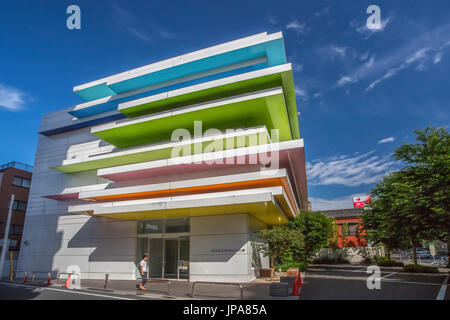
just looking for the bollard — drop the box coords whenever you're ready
[104,273,109,289]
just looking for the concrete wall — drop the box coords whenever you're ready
[189,213,268,283]
[17,125,138,280]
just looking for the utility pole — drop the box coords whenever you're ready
[0,194,15,279]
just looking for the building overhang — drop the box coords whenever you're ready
[96,139,308,210]
[68,187,292,225]
[51,126,270,173]
[72,32,286,103]
[90,87,291,148]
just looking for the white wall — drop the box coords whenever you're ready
[18,123,138,280]
[189,213,268,283]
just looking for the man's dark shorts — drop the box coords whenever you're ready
[142,272,148,285]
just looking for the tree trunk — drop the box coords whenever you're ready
[270,256,275,280]
[447,235,450,268]
[387,249,391,261]
[412,242,418,265]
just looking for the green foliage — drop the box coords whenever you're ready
[275,261,309,272]
[402,264,439,274]
[375,257,404,267]
[362,126,450,265]
[256,225,304,268]
[312,255,349,264]
[288,211,334,262]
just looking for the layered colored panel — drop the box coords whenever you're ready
[73,32,286,103]
[79,169,299,216]
[91,88,291,148]
[51,126,270,173]
[69,57,268,119]
[97,139,308,210]
[68,187,292,225]
[42,183,110,201]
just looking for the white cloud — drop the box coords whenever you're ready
[111,4,176,42]
[336,76,356,87]
[286,20,309,34]
[377,137,395,144]
[360,51,369,61]
[434,52,443,64]
[366,47,431,91]
[353,16,392,40]
[292,63,303,72]
[266,12,277,25]
[306,151,397,187]
[294,86,308,102]
[313,92,322,98]
[314,6,330,17]
[0,84,26,111]
[309,196,354,211]
[329,45,346,58]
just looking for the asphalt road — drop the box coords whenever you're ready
[301,265,449,300]
[1,265,448,300]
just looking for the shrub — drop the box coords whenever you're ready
[313,255,349,264]
[375,257,404,267]
[402,264,439,273]
[276,261,309,272]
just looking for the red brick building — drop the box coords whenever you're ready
[0,162,33,258]
[322,208,366,248]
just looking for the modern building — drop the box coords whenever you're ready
[322,208,366,248]
[0,161,33,277]
[18,32,308,283]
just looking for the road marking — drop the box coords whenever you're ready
[381,272,398,280]
[436,274,449,301]
[307,274,443,286]
[0,282,135,300]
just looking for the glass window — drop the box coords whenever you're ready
[138,220,163,234]
[12,176,31,188]
[348,223,359,236]
[12,177,22,186]
[11,200,27,211]
[164,218,190,233]
[10,225,23,235]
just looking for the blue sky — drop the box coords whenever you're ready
[0,0,449,210]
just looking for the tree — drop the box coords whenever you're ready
[363,126,450,265]
[256,225,304,278]
[287,211,334,262]
[362,172,411,261]
[393,126,450,265]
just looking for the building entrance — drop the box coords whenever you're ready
[136,218,190,280]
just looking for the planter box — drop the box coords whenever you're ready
[259,268,273,278]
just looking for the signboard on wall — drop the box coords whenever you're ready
[353,195,371,208]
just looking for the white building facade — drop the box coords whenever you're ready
[18,32,308,282]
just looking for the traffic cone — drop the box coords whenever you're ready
[292,278,300,296]
[23,272,28,283]
[297,271,303,287]
[63,274,71,288]
[45,273,52,286]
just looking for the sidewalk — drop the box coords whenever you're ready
[14,277,301,300]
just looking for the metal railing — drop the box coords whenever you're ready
[137,277,173,296]
[190,281,244,300]
[0,161,33,172]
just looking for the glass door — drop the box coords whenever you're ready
[163,239,179,279]
[149,239,163,278]
[178,237,190,280]
[137,236,189,280]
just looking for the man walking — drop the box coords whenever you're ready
[139,254,148,291]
